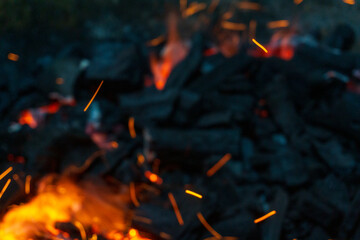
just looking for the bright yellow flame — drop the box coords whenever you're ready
[185,190,203,199]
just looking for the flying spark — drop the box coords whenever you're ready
[130,182,140,207]
[182,2,207,17]
[185,190,203,199]
[221,21,247,31]
[267,20,289,29]
[252,39,268,53]
[83,80,104,112]
[0,167,13,181]
[168,193,184,225]
[128,117,136,138]
[0,179,12,199]
[8,53,19,61]
[147,35,165,47]
[207,153,232,177]
[25,175,31,194]
[254,210,277,223]
[197,212,222,239]
[237,2,261,10]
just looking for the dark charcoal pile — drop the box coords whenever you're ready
[1,3,360,240]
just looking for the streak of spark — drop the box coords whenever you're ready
[8,53,19,61]
[221,21,247,31]
[0,179,11,199]
[128,117,136,138]
[133,215,153,224]
[197,212,222,239]
[25,175,31,194]
[185,190,203,199]
[237,2,261,10]
[206,153,232,177]
[182,3,207,18]
[147,35,165,46]
[130,182,140,207]
[74,221,87,240]
[0,167,13,181]
[254,210,277,223]
[267,20,289,29]
[168,193,184,225]
[83,80,104,112]
[252,39,268,53]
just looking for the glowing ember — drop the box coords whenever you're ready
[0,167,13,181]
[56,77,64,85]
[147,35,165,47]
[221,21,247,31]
[197,212,222,239]
[206,153,232,177]
[19,110,37,128]
[25,175,31,195]
[137,153,145,166]
[0,175,149,240]
[237,2,261,11]
[343,0,355,5]
[84,80,104,112]
[182,2,207,18]
[7,53,19,62]
[267,20,289,29]
[252,39,268,53]
[128,117,136,138]
[144,171,163,185]
[168,193,184,225]
[0,179,11,199]
[185,190,203,199]
[254,210,277,223]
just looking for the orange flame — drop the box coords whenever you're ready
[18,110,37,128]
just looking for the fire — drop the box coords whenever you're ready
[149,13,189,90]
[7,53,19,61]
[0,175,149,240]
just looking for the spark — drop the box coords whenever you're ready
[267,20,289,29]
[83,80,104,112]
[208,0,220,13]
[25,175,31,194]
[168,193,184,225]
[147,35,165,47]
[133,215,153,224]
[137,153,145,166]
[185,190,203,199]
[197,212,222,239]
[294,0,303,4]
[182,2,207,18]
[128,117,136,138]
[343,0,355,4]
[206,153,232,177]
[0,167,13,181]
[249,20,257,41]
[160,232,172,239]
[74,221,87,240]
[56,77,64,85]
[221,21,247,31]
[252,39,268,53]
[8,53,19,61]
[130,182,140,207]
[237,2,261,11]
[254,210,277,223]
[145,171,163,184]
[111,141,119,149]
[0,179,11,199]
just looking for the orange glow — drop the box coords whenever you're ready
[84,80,104,112]
[206,153,232,177]
[222,11,233,20]
[208,0,220,12]
[56,77,64,85]
[237,2,261,11]
[145,171,163,185]
[147,35,165,47]
[252,39,268,53]
[168,193,184,226]
[25,175,31,194]
[221,21,247,31]
[294,0,303,4]
[182,2,207,18]
[197,212,222,239]
[7,53,19,61]
[128,117,136,138]
[0,179,11,199]
[129,228,138,237]
[185,190,203,199]
[74,221,87,240]
[137,153,145,166]
[180,0,187,12]
[40,102,61,114]
[0,167,13,181]
[111,141,119,149]
[18,110,37,128]
[343,0,355,4]
[133,215,153,225]
[160,232,172,239]
[267,20,289,29]
[254,210,277,223]
[130,182,140,207]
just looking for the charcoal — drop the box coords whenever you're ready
[196,111,232,128]
[338,189,360,239]
[148,128,241,155]
[306,227,330,240]
[297,191,341,228]
[326,23,356,51]
[164,33,203,89]
[313,138,356,176]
